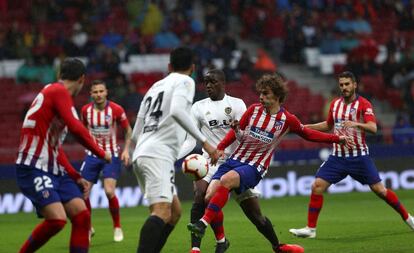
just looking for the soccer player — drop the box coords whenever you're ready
[131,47,219,253]
[187,73,351,253]
[16,58,111,253]
[80,80,132,242]
[289,71,414,238]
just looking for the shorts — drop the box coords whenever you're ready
[132,156,177,205]
[233,186,261,204]
[212,159,262,195]
[16,164,83,217]
[316,155,382,185]
[80,155,121,183]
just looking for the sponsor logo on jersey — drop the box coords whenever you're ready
[224,107,232,115]
[249,126,274,143]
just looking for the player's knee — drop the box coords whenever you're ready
[220,174,237,189]
[46,219,67,232]
[311,181,325,194]
[104,189,115,199]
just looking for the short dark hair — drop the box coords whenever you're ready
[256,73,288,103]
[59,58,86,81]
[170,47,194,71]
[91,79,106,88]
[205,69,226,83]
[338,71,357,82]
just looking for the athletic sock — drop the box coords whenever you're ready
[191,202,206,248]
[307,193,323,228]
[256,216,279,247]
[84,198,92,213]
[109,196,121,228]
[70,210,90,253]
[202,186,230,224]
[155,223,175,252]
[210,209,225,241]
[137,215,165,253]
[19,219,66,253]
[385,189,409,220]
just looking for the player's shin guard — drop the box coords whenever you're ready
[307,193,323,228]
[191,202,206,248]
[211,210,225,241]
[155,223,175,252]
[19,219,66,253]
[137,215,165,253]
[256,217,279,247]
[202,186,230,224]
[385,189,409,220]
[109,196,121,228]
[70,210,90,253]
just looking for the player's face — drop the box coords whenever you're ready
[90,84,108,105]
[204,74,223,100]
[338,77,356,99]
[259,86,279,108]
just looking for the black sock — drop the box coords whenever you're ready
[190,202,206,248]
[137,215,165,253]
[256,217,279,247]
[155,223,175,252]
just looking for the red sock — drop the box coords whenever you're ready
[307,193,323,228]
[202,186,230,224]
[385,189,409,220]
[70,210,90,253]
[210,210,225,241]
[84,198,92,213]
[109,196,121,228]
[19,219,66,253]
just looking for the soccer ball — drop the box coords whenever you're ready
[182,154,209,181]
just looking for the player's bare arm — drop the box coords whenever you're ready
[202,141,219,165]
[304,121,331,132]
[343,120,377,134]
[121,126,132,166]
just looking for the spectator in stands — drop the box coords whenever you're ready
[37,56,56,84]
[16,58,39,84]
[334,9,354,33]
[254,48,277,76]
[101,48,121,79]
[392,113,414,144]
[319,31,341,54]
[353,0,378,21]
[101,27,123,50]
[340,32,359,53]
[153,24,181,50]
[301,11,319,47]
[140,3,163,36]
[70,23,89,55]
[123,83,143,113]
[382,53,400,87]
[236,49,254,77]
[263,10,286,63]
[351,13,372,34]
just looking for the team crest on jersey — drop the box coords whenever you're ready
[105,115,111,123]
[42,190,50,199]
[365,108,374,115]
[274,120,284,131]
[224,107,232,115]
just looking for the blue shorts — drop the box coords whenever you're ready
[80,155,121,183]
[316,155,381,185]
[16,164,83,217]
[212,159,262,194]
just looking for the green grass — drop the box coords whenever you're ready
[1,190,413,253]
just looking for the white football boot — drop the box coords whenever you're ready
[289,226,316,238]
[405,214,414,231]
[89,227,95,242]
[114,227,124,242]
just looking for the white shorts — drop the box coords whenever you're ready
[206,161,261,204]
[132,156,177,205]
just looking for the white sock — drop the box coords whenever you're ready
[200,218,208,226]
[216,237,225,243]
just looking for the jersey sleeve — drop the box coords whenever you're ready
[52,87,106,159]
[80,105,88,126]
[288,112,340,143]
[190,103,201,129]
[234,99,247,120]
[326,100,335,127]
[115,104,130,129]
[57,147,81,181]
[362,100,376,123]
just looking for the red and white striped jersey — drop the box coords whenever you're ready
[81,101,130,157]
[218,103,340,174]
[327,95,376,157]
[16,82,106,176]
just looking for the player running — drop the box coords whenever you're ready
[188,73,351,253]
[80,80,132,242]
[16,58,111,253]
[131,47,219,253]
[289,71,414,238]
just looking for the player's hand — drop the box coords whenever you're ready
[230,120,240,131]
[76,178,91,198]
[121,149,130,166]
[104,151,112,163]
[217,149,225,159]
[338,135,354,148]
[343,120,359,129]
[203,141,219,166]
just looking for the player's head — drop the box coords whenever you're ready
[337,71,357,100]
[90,80,108,106]
[59,58,86,95]
[256,73,287,108]
[168,47,195,75]
[204,69,225,101]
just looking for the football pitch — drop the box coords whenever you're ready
[0,190,413,253]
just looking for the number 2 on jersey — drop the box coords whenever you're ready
[23,93,44,128]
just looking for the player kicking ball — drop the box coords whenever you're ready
[188,74,352,253]
[289,71,414,239]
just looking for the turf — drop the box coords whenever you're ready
[1,190,413,253]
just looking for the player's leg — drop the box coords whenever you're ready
[16,166,67,253]
[103,178,123,241]
[189,179,209,252]
[155,194,182,252]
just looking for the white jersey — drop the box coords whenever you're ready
[192,95,246,161]
[133,73,195,163]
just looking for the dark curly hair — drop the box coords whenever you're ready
[255,73,288,103]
